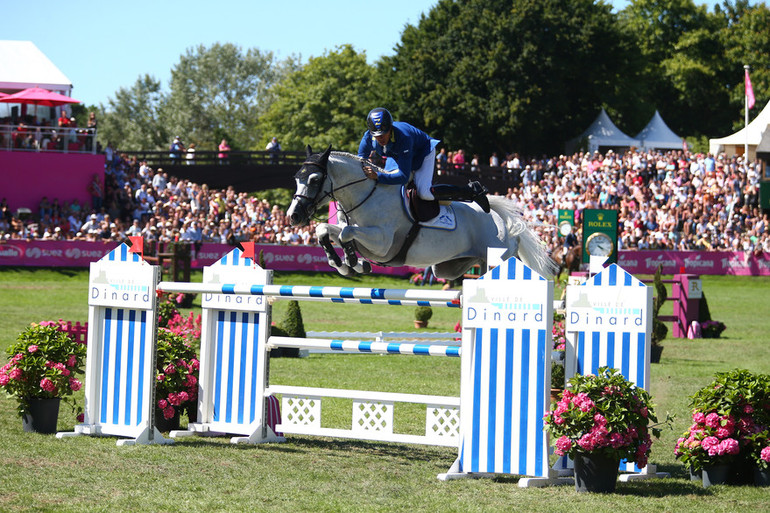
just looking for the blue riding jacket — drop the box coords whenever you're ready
[357,121,440,185]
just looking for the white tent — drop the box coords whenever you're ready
[0,41,73,95]
[709,100,770,161]
[565,108,641,154]
[635,110,683,150]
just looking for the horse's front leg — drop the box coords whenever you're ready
[315,223,372,275]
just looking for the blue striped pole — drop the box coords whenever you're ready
[158,282,461,307]
[269,336,462,357]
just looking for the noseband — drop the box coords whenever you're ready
[293,156,376,221]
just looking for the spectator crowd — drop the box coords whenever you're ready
[1,143,768,261]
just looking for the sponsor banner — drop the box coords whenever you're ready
[0,240,419,275]
[618,250,770,276]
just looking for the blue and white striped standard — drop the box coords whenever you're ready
[158,282,461,308]
[98,308,150,429]
[210,310,263,426]
[455,257,553,478]
[269,336,461,357]
[565,263,652,473]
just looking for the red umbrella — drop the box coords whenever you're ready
[0,87,80,107]
[0,87,80,121]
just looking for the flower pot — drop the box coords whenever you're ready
[22,397,61,434]
[573,452,620,493]
[702,464,731,487]
[155,407,181,433]
[730,457,754,485]
[650,345,663,364]
[550,388,562,405]
[688,467,702,482]
[754,467,770,487]
[414,320,427,329]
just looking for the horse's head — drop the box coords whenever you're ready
[287,145,333,226]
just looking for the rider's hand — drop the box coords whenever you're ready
[363,164,378,181]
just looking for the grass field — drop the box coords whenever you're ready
[1,267,770,512]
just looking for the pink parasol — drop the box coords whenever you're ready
[0,87,80,107]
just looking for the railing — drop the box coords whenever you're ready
[0,124,97,154]
[120,149,307,168]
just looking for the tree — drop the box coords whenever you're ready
[381,0,639,156]
[98,75,169,151]
[259,45,380,153]
[618,0,731,137]
[164,43,297,152]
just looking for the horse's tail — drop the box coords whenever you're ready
[488,196,558,279]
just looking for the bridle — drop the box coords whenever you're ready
[293,156,377,224]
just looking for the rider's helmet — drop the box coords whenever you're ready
[366,108,393,136]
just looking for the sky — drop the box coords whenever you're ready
[3,0,724,108]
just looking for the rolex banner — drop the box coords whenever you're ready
[557,209,574,237]
[582,209,618,264]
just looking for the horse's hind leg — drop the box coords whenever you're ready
[432,257,482,280]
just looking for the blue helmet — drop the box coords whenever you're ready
[366,108,393,136]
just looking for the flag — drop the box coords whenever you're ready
[240,241,255,261]
[128,236,143,259]
[746,68,756,110]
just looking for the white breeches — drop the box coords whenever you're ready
[413,149,436,201]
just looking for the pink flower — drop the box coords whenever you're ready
[639,406,648,418]
[40,377,57,393]
[164,363,176,375]
[156,374,165,382]
[77,413,85,423]
[743,404,754,414]
[593,413,608,427]
[555,436,572,456]
[715,427,731,439]
[185,374,197,387]
[553,413,565,425]
[158,399,168,409]
[761,446,770,463]
[67,355,77,368]
[69,378,82,391]
[718,438,740,456]
[190,358,200,371]
[702,436,720,456]
[705,412,720,428]
[168,393,182,406]
[178,391,189,403]
[28,345,39,353]
[162,406,176,419]
[577,433,597,451]
[9,368,22,380]
[0,374,8,386]
[692,412,706,424]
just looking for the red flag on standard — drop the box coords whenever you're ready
[240,242,255,261]
[746,68,756,110]
[128,236,143,257]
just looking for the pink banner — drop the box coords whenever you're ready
[0,240,419,276]
[2,240,768,276]
[617,250,770,276]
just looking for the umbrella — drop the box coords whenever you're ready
[0,87,80,120]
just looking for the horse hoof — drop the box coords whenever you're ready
[361,261,372,274]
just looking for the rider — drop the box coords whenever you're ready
[357,107,490,213]
[563,226,579,257]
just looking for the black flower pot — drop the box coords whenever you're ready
[688,466,702,482]
[754,467,770,487]
[650,345,663,363]
[22,397,61,434]
[155,407,180,433]
[573,452,620,493]
[702,464,731,487]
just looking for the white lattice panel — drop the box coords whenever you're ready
[352,401,393,434]
[425,406,459,441]
[282,396,321,427]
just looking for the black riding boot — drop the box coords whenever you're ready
[430,182,490,213]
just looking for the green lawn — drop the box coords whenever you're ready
[1,268,769,512]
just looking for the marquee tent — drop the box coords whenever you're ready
[565,108,640,154]
[635,110,683,151]
[709,100,770,161]
[0,41,73,95]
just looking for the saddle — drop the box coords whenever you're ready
[405,184,440,222]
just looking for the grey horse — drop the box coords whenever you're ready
[287,146,556,280]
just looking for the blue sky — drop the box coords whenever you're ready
[3,0,723,107]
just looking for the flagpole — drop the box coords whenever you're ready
[744,64,750,160]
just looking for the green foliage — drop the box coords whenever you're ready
[384,0,639,155]
[281,300,306,339]
[259,45,380,152]
[414,305,433,323]
[0,323,86,417]
[98,74,169,151]
[546,367,660,467]
[155,329,199,421]
[551,359,565,390]
[252,188,294,211]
